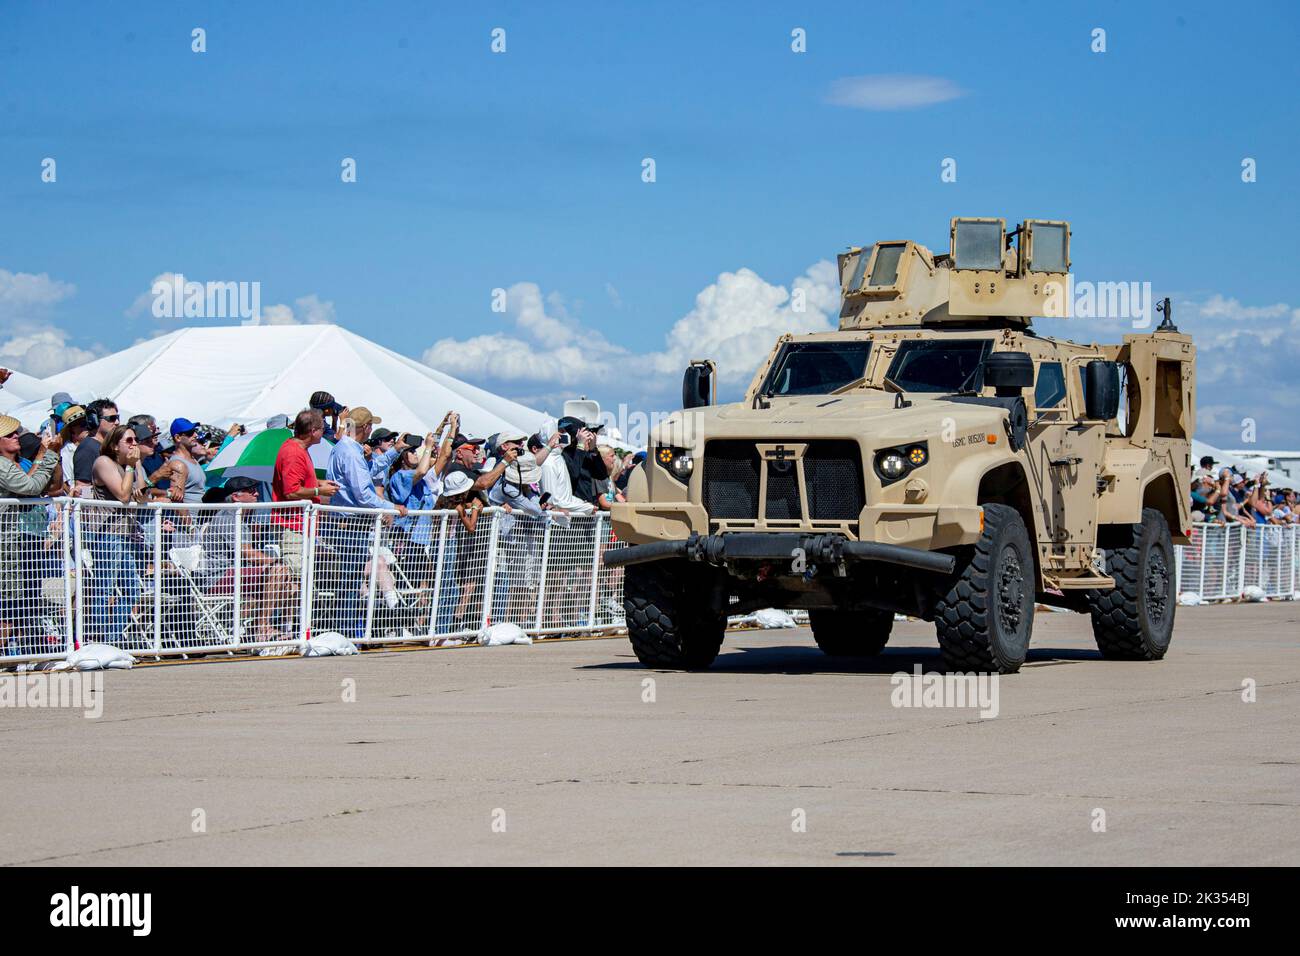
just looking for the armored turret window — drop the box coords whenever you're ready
[869,243,905,286]
[847,251,870,292]
[951,219,1004,271]
[885,339,991,393]
[761,341,872,396]
[1026,221,1069,273]
[1034,362,1067,409]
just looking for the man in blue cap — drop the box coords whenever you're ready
[169,417,208,502]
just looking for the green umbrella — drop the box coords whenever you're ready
[204,428,333,485]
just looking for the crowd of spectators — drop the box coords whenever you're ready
[1190,455,1299,528]
[0,369,642,654]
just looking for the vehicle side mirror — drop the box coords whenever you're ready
[1084,360,1121,420]
[682,361,714,409]
[982,351,1034,396]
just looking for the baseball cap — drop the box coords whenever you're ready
[310,390,343,413]
[131,422,158,444]
[265,413,290,430]
[343,406,381,429]
[1198,455,1217,469]
[18,432,42,461]
[557,415,602,435]
[370,427,395,442]
[50,391,75,409]
[171,417,198,436]
[0,415,21,439]
[497,429,528,445]
[442,471,474,497]
[201,475,261,504]
[452,433,484,449]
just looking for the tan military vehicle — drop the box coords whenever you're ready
[607,217,1195,673]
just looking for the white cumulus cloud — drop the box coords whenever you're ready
[422,263,840,410]
[0,326,104,378]
[0,269,76,316]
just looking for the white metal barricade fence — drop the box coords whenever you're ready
[1,498,630,665]
[1175,522,1299,600]
[0,498,73,666]
[5,500,1296,667]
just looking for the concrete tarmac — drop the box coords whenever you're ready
[1,602,1296,866]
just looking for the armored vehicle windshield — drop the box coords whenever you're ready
[885,339,991,393]
[760,340,872,396]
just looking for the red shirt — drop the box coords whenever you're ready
[272,439,318,530]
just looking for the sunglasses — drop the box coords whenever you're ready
[103,414,120,422]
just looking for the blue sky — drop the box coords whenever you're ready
[1,0,1297,446]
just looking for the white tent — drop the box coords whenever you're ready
[1191,438,1265,476]
[5,325,546,439]
[0,368,47,415]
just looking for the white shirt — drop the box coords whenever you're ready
[539,450,595,515]
[60,441,79,491]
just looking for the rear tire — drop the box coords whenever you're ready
[809,608,893,657]
[1087,508,1176,660]
[934,503,1034,674]
[623,561,725,670]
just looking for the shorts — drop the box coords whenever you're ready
[279,528,305,574]
[207,565,269,597]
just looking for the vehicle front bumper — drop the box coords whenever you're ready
[603,531,956,575]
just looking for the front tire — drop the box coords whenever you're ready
[809,608,893,657]
[1086,508,1176,660]
[623,561,725,670]
[934,503,1035,674]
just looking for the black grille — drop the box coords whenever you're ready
[804,440,865,520]
[703,439,864,523]
[765,462,801,519]
[703,440,760,519]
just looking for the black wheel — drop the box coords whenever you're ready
[809,608,893,657]
[1086,508,1176,660]
[934,503,1034,674]
[623,561,725,670]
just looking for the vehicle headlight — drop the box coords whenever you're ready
[875,441,929,485]
[879,453,907,479]
[657,446,694,483]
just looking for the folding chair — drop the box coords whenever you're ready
[168,544,236,647]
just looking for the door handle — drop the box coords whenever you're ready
[1050,456,1083,467]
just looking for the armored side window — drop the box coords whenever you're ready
[1034,362,1067,409]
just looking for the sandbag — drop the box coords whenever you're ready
[51,642,134,671]
[301,630,359,656]
[476,622,533,646]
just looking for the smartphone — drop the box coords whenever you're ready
[539,492,552,506]
[558,433,571,447]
